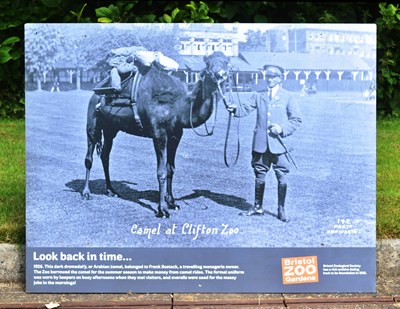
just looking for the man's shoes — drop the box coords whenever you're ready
[277,205,290,222]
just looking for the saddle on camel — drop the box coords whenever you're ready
[93,47,179,130]
[84,51,230,218]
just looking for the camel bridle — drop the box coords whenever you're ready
[189,63,228,137]
[190,61,241,168]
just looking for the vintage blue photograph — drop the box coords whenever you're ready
[25,23,376,293]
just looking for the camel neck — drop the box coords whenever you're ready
[182,75,217,128]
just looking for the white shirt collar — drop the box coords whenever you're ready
[268,85,280,98]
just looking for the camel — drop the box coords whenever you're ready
[82,51,230,218]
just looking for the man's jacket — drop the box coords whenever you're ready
[235,87,302,154]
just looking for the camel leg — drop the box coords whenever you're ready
[83,137,97,200]
[165,129,183,210]
[101,129,119,197]
[83,99,101,200]
[153,134,170,218]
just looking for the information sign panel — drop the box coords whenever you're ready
[25,23,376,293]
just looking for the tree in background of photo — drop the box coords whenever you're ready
[0,1,394,118]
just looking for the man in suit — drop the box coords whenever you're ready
[227,64,302,222]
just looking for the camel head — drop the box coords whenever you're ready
[203,51,230,84]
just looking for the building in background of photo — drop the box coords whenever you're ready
[26,24,376,94]
[176,24,375,93]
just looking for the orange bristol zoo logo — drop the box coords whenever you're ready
[281,256,319,284]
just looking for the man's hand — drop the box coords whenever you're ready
[226,104,237,115]
[269,124,282,135]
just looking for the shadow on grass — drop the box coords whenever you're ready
[65,179,252,214]
[66,179,158,214]
[178,189,251,212]
[177,190,283,220]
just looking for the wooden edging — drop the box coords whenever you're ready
[0,296,398,308]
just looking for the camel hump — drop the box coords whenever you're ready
[142,67,186,104]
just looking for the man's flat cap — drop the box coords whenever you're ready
[263,64,285,76]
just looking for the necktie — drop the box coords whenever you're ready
[269,90,272,101]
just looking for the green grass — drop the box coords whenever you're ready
[0,119,25,244]
[0,115,399,244]
[377,118,400,239]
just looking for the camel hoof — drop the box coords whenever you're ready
[155,210,170,218]
[106,189,119,197]
[168,203,180,210]
[82,193,92,200]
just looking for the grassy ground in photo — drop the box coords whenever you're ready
[0,91,398,245]
[376,118,400,239]
[25,90,376,248]
[0,119,25,244]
